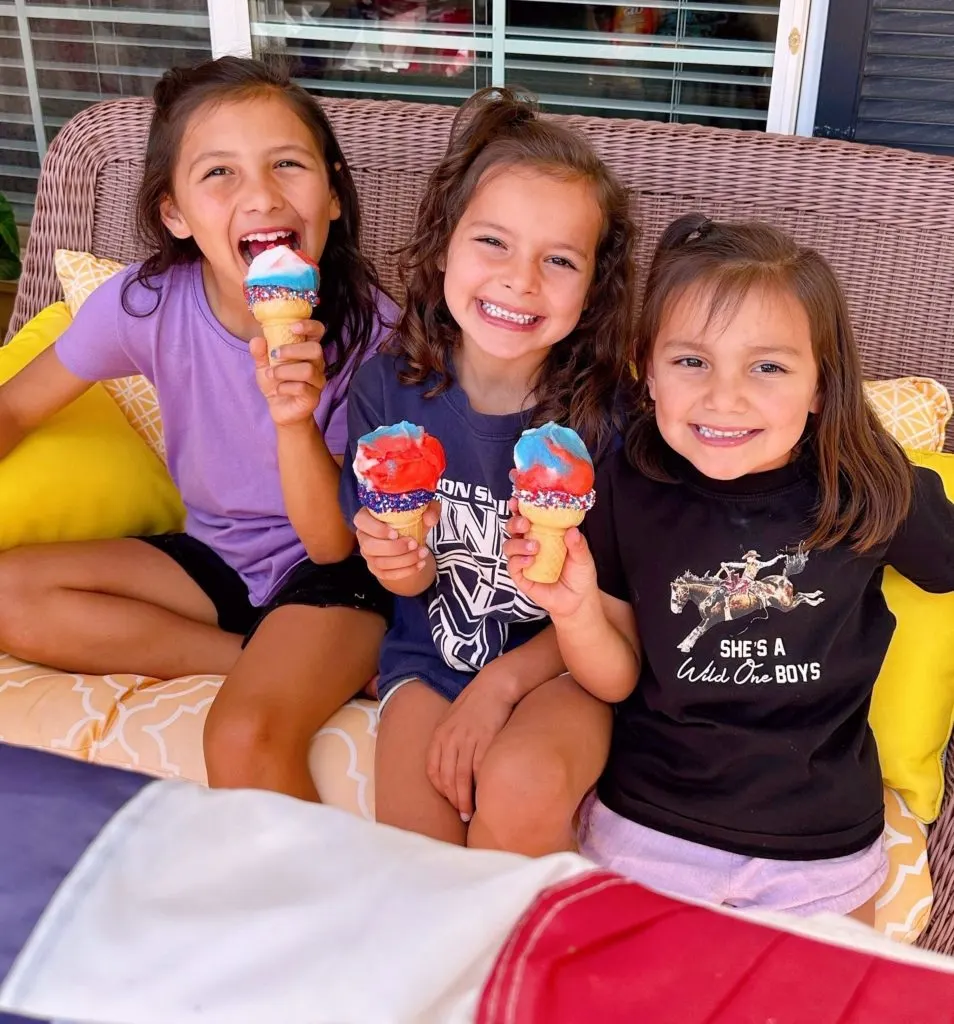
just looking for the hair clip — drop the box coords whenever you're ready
[685,218,713,243]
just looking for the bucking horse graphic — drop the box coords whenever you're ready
[670,545,825,653]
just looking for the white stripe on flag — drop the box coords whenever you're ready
[3,780,590,1024]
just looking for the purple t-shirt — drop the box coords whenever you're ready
[56,260,396,606]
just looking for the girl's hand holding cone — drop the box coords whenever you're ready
[504,498,600,621]
[354,500,442,583]
[250,319,327,427]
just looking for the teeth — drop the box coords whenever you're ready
[481,301,538,325]
[240,230,294,243]
[697,426,752,439]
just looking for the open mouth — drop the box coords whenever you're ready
[477,299,541,327]
[238,229,301,265]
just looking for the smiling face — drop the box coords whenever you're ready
[647,282,821,479]
[442,165,603,382]
[159,90,340,334]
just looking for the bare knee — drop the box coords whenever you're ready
[474,743,577,855]
[203,700,303,787]
[0,549,52,656]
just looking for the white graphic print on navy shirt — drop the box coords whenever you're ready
[429,475,545,672]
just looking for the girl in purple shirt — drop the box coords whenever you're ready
[0,57,395,800]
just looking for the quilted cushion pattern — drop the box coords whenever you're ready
[0,653,928,941]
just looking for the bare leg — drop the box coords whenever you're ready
[847,897,876,927]
[467,674,612,856]
[375,681,467,846]
[0,539,242,676]
[203,604,385,800]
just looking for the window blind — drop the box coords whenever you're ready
[855,0,954,156]
[0,0,211,224]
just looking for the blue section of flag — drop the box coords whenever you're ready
[0,744,150,988]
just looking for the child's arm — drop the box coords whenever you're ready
[887,464,954,592]
[466,622,567,705]
[251,330,354,564]
[275,423,354,561]
[552,584,639,703]
[0,348,92,459]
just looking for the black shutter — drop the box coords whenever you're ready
[814,0,954,156]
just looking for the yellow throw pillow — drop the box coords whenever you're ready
[54,249,165,462]
[870,449,954,822]
[54,248,127,316]
[864,376,952,453]
[0,303,185,550]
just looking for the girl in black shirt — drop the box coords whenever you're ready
[506,214,954,923]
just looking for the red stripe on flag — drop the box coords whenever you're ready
[477,870,954,1024]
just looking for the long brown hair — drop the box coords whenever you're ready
[628,212,913,553]
[124,55,382,379]
[393,87,637,454]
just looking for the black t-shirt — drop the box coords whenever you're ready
[584,444,954,860]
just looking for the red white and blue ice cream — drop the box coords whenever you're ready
[243,244,319,309]
[354,421,447,541]
[512,422,595,583]
[512,422,595,513]
[243,246,320,365]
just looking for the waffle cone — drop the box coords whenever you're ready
[518,500,586,584]
[369,506,427,545]
[251,297,315,366]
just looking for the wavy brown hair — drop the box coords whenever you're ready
[123,55,383,379]
[393,87,637,454]
[627,213,913,553]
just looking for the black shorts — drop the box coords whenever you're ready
[139,533,391,646]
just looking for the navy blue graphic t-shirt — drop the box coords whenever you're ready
[340,352,548,699]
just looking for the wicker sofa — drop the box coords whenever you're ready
[4,95,954,955]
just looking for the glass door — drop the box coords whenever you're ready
[0,0,212,224]
[249,0,493,104]
[247,0,811,130]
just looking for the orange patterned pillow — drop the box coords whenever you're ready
[875,788,932,943]
[54,249,165,464]
[54,248,126,316]
[864,376,952,453]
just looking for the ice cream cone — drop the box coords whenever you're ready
[251,296,314,366]
[355,422,446,547]
[370,506,427,545]
[518,501,586,584]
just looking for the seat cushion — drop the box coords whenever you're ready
[0,652,929,942]
[864,376,953,453]
[0,653,377,820]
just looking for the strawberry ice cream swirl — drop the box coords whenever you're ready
[513,487,595,512]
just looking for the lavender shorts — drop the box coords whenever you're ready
[578,795,888,917]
